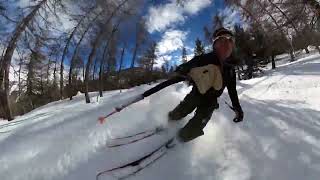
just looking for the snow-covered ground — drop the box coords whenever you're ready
[0,53,320,180]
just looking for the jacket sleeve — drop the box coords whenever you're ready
[226,68,243,113]
[175,56,200,76]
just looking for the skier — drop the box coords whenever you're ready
[97,28,244,178]
[168,27,244,142]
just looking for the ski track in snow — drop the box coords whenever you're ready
[0,54,320,180]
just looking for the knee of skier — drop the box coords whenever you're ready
[168,110,182,121]
[178,127,204,142]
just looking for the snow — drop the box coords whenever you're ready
[0,53,320,180]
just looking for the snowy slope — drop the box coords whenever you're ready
[0,54,320,180]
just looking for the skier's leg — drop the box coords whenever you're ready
[168,89,199,121]
[178,101,217,142]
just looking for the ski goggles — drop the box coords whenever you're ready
[212,34,235,44]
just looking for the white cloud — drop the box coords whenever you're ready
[186,53,194,61]
[154,30,188,68]
[218,7,240,30]
[157,30,188,56]
[146,4,185,33]
[154,55,172,68]
[146,0,212,33]
[17,0,33,8]
[154,46,195,69]
[183,0,212,14]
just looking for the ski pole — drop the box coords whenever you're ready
[98,95,143,124]
[98,76,185,124]
[224,101,235,112]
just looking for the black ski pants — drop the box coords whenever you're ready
[169,87,218,142]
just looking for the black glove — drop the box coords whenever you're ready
[233,109,243,123]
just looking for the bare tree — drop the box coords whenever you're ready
[131,18,147,68]
[69,0,130,102]
[67,9,105,100]
[84,2,127,103]
[0,0,52,120]
[267,0,309,53]
[59,7,94,100]
[139,41,158,73]
[161,57,170,73]
[98,42,109,98]
[84,25,108,103]
[306,0,320,17]
[225,0,293,60]
[118,44,126,79]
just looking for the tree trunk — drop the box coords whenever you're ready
[316,46,320,53]
[236,66,241,80]
[26,52,35,96]
[0,80,11,120]
[98,60,104,98]
[68,60,75,100]
[82,63,85,84]
[60,12,89,100]
[247,57,253,79]
[18,57,22,97]
[51,58,58,101]
[85,33,103,103]
[289,49,295,62]
[0,0,47,120]
[92,59,97,80]
[99,43,109,98]
[46,59,51,87]
[53,59,58,88]
[271,54,276,69]
[131,43,139,68]
[68,10,105,100]
[98,24,120,97]
[117,46,125,88]
[40,70,44,95]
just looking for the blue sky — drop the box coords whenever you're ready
[125,0,239,69]
[112,0,240,70]
[2,0,240,71]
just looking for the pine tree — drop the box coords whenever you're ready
[139,42,157,71]
[182,46,187,63]
[26,38,44,97]
[194,38,205,56]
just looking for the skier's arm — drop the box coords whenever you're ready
[142,76,185,97]
[175,56,200,76]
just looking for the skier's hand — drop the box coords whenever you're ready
[233,109,243,123]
